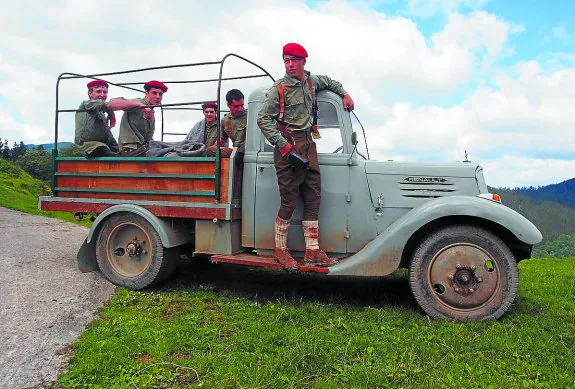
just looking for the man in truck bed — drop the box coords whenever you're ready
[186,101,229,155]
[116,80,168,153]
[257,43,355,270]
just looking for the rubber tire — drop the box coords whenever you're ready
[408,225,518,321]
[155,247,179,284]
[96,213,174,290]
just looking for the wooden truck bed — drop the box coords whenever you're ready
[39,156,239,220]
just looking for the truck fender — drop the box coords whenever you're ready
[328,196,542,277]
[86,204,192,248]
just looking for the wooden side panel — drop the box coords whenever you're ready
[54,159,230,204]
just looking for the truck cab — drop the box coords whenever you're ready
[40,55,542,321]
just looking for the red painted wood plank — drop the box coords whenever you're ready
[210,253,329,273]
[39,200,228,219]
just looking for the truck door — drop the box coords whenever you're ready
[254,95,350,255]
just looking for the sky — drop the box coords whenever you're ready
[1,0,574,188]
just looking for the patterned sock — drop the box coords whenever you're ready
[275,216,291,249]
[302,220,320,250]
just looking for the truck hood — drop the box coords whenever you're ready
[364,161,482,207]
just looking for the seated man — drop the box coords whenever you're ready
[186,102,230,156]
[221,89,247,153]
[115,80,168,152]
[221,89,247,198]
[75,80,156,158]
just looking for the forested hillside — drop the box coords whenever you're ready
[493,182,575,258]
[508,178,575,209]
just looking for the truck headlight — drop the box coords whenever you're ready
[477,193,502,204]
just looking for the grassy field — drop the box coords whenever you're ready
[57,257,575,388]
[0,158,87,225]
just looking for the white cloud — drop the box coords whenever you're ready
[481,156,575,188]
[0,110,49,145]
[367,59,575,158]
[432,12,523,72]
[0,0,573,186]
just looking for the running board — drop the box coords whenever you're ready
[210,253,329,273]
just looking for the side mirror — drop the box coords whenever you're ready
[351,132,358,145]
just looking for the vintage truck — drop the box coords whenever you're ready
[39,55,542,321]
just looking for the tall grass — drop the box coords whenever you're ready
[59,257,575,388]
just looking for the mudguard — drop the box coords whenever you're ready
[78,204,192,273]
[86,204,192,248]
[328,196,542,277]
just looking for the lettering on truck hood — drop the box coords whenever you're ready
[364,161,482,208]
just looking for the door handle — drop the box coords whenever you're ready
[258,166,265,172]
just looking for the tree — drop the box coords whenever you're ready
[15,149,52,182]
[12,141,27,160]
[57,143,84,157]
[2,139,10,159]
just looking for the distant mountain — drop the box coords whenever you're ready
[514,178,575,209]
[491,181,575,257]
[493,178,575,209]
[493,188,575,240]
[25,142,73,151]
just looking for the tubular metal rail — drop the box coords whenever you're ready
[54,54,275,202]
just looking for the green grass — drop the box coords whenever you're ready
[0,158,89,225]
[57,258,575,388]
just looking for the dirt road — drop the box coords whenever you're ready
[0,207,115,388]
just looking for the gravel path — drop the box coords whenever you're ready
[0,207,116,389]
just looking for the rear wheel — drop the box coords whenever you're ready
[96,213,175,290]
[409,225,518,321]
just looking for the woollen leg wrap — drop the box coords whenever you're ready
[275,216,291,249]
[302,220,320,250]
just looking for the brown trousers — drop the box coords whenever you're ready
[274,130,321,221]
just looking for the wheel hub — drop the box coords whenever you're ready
[449,265,482,295]
[428,243,500,309]
[106,223,153,278]
[126,237,147,258]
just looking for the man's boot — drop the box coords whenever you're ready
[274,216,299,271]
[302,220,337,266]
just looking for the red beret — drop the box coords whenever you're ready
[283,43,308,58]
[87,80,109,89]
[202,102,217,110]
[144,80,168,92]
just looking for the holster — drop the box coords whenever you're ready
[287,151,309,170]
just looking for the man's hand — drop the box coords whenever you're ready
[142,107,154,120]
[279,143,293,157]
[108,112,116,128]
[342,92,355,111]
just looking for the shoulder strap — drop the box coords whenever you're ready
[306,78,321,139]
[276,82,285,122]
[306,78,315,101]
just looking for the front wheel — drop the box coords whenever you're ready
[409,225,518,321]
[96,213,175,290]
